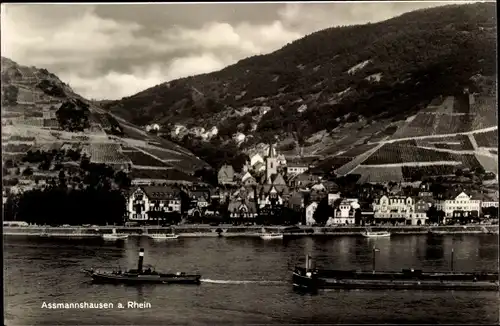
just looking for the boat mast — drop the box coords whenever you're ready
[305,255,309,271]
[138,248,144,273]
[451,248,454,272]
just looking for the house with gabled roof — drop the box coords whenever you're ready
[241,171,257,186]
[127,186,181,222]
[227,198,258,219]
[218,164,235,186]
[435,191,481,222]
[258,185,285,208]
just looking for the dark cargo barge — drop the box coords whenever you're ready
[83,248,201,285]
[293,249,499,293]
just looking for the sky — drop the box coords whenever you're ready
[1,2,477,101]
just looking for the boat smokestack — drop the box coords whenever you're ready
[138,248,144,273]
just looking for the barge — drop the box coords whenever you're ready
[293,249,499,293]
[84,248,201,285]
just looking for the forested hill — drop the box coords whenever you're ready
[104,3,496,147]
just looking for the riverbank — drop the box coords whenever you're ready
[3,225,498,237]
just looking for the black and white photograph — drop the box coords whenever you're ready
[2,1,498,325]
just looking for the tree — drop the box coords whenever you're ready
[194,168,217,186]
[333,198,342,209]
[179,190,191,215]
[313,197,331,226]
[4,159,14,169]
[426,205,438,224]
[2,85,18,105]
[354,208,363,225]
[22,167,33,176]
[56,100,90,132]
[114,171,131,189]
[437,210,446,225]
[58,170,66,187]
[474,166,486,175]
[482,206,498,218]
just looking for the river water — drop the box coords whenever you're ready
[4,234,499,325]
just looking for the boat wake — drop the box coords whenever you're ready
[201,279,286,285]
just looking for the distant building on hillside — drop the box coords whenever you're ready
[218,164,235,186]
[286,161,309,176]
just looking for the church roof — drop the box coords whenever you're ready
[228,199,257,213]
[272,173,286,186]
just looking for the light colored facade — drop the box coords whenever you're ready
[481,201,499,208]
[287,163,308,176]
[265,145,278,183]
[218,164,235,185]
[311,183,326,192]
[435,192,481,219]
[127,186,181,221]
[250,153,264,167]
[305,202,318,226]
[373,195,414,220]
[328,200,356,225]
[258,186,284,208]
[327,193,342,206]
[276,154,287,167]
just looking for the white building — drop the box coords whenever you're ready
[127,186,181,222]
[250,153,264,167]
[286,162,309,176]
[327,193,342,206]
[233,132,246,144]
[373,195,414,220]
[311,183,326,192]
[481,201,499,208]
[328,200,359,225]
[305,202,318,226]
[277,154,287,167]
[435,192,481,220]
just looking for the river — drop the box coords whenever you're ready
[4,234,499,325]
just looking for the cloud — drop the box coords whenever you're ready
[1,2,462,100]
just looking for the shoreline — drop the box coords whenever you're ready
[3,225,498,238]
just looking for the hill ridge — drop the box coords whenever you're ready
[1,58,210,181]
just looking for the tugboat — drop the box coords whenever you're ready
[293,249,499,293]
[84,248,201,285]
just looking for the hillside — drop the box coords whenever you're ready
[101,3,497,182]
[1,58,210,185]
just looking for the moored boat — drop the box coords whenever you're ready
[102,228,128,240]
[145,226,179,240]
[85,248,201,285]
[260,227,284,240]
[148,233,179,240]
[260,233,284,240]
[293,250,499,293]
[362,230,391,237]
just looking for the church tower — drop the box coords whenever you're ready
[265,142,278,184]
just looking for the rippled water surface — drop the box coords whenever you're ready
[4,234,499,325]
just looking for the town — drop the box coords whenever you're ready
[3,140,498,228]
